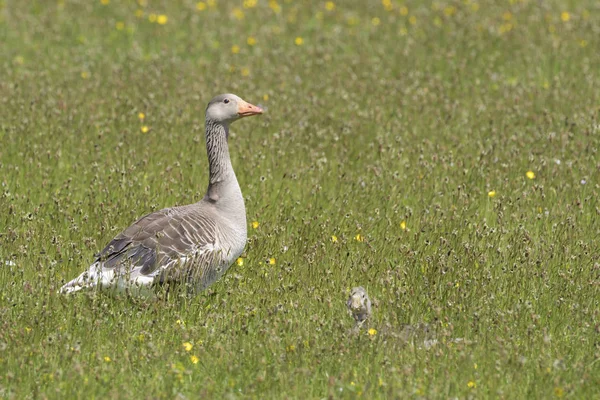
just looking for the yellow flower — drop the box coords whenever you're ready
[138,112,145,120]
[399,6,409,16]
[286,344,295,352]
[13,55,24,65]
[368,328,377,336]
[355,234,364,242]
[331,235,338,243]
[409,15,417,25]
[554,387,564,397]
[580,39,588,47]
[294,37,304,46]
[252,221,259,229]
[325,1,335,11]
[190,355,199,364]
[269,0,281,13]
[474,363,478,369]
[371,17,381,26]
[241,68,250,77]
[444,6,456,16]
[176,319,184,325]
[148,13,157,22]
[247,36,256,46]
[471,3,479,12]
[503,12,512,21]
[488,190,496,198]
[231,45,240,54]
[267,257,276,265]
[232,8,245,20]
[183,342,193,352]
[467,381,476,388]
[157,15,168,25]
[104,356,111,362]
[196,2,206,11]
[207,0,216,7]
[560,11,570,22]
[141,126,149,133]
[382,0,392,12]
[526,170,535,179]
[400,221,406,230]
[236,257,244,266]
[100,0,109,5]
[135,9,144,18]
[115,21,125,30]
[81,71,90,79]
[243,0,257,8]
[263,94,269,101]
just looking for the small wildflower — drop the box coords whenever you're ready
[13,55,25,65]
[241,67,250,77]
[263,94,269,101]
[157,15,168,25]
[409,15,417,25]
[382,0,393,12]
[560,11,570,22]
[141,126,149,133]
[368,328,377,336]
[488,190,496,198]
[294,37,304,46]
[267,257,276,265]
[176,319,184,325]
[183,342,193,352]
[554,387,564,397]
[100,0,109,4]
[148,13,157,22]
[526,171,535,179]
[400,6,409,16]
[81,71,90,79]
[190,355,199,364]
[474,363,478,369]
[325,1,335,11]
[243,0,257,8]
[350,381,355,386]
[400,221,407,230]
[467,381,476,388]
[247,36,257,46]
[135,9,144,18]
[331,235,338,243]
[25,327,32,333]
[503,12,512,21]
[196,2,206,11]
[232,8,245,20]
[371,17,381,26]
[579,39,588,47]
[115,21,125,30]
[286,344,295,352]
[104,356,111,362]
[269,0,281,13]
[138,112,145,120]
[231,45,240,54]
[252,221,259,229]
[355,233,364,242]
[236,258,244,266]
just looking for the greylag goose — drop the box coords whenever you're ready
[60,94,263,295]
[347,286,372,328]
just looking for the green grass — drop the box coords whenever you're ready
[1,0,599,398]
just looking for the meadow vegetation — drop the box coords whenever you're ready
[1,0,599,398]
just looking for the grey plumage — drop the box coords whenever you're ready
[347,286,372,327]
[60,94,263,295]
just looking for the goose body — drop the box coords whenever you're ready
[60,94,262,295]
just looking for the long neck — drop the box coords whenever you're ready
[205,118,233,185]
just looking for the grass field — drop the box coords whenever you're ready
[1,0,599,398]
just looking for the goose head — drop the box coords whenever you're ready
[206,93,263,125]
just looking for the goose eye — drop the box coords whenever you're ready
[223,99,230,104]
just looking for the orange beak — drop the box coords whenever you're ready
[237,100,263,117]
